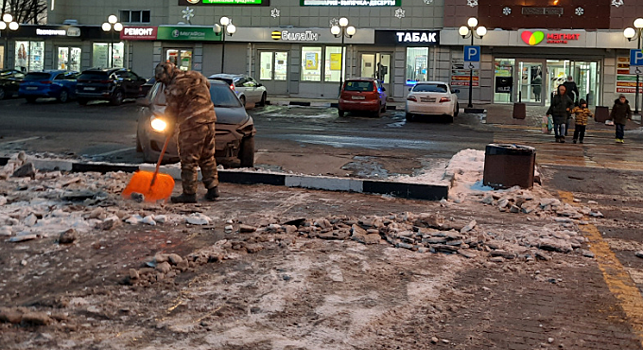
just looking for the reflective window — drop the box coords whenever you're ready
[406,47,428,84]
[301,47,321,82]
[324,46,344,82]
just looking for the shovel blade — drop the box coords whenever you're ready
[122,171,175,202]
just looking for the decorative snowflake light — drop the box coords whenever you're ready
[575,7,584,16]
[270,8,280,18]
[395,8,406,19]
[329,18,339,27]
[182,7,194,24]
[467,0,478,7]
[612,0,624,7]
[502,7,511,16]
[423,0,434,4]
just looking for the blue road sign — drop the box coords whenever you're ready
[630,49,643,66]
[464,45,481,62]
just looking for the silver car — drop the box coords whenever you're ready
[136,80,256,167]
[208,74,267,108]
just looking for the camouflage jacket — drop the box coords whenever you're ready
[164,71,216,129]
[571,106,593,126]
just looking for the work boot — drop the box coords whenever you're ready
[205,187,220,201]
[560,136,565,143]
[171,193,197,204]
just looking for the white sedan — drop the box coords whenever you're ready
[405,81,460,122]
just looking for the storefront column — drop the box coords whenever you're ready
[193,43,203,72]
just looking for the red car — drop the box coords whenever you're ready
[338,78,387,117]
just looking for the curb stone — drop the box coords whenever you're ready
[1,157,448,201]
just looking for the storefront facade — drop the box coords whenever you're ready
[439,29,638,107]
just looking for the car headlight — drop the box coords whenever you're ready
[150,116,167,132]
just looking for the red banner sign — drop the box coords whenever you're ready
[120,26,158,40]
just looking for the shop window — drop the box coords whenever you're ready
[301,47,321,82]
[92,43,124,69]
[406,47,428,85]
[58,47,82,72]
[166,49,192,71]
[15,41,44,72]
[120,10,151,24]
[324,46,344,82]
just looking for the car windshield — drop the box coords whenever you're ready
[413,84,448,93]
[345,81,374,92]
[79,72,108,80]
[211,84,242,108]
[24,73,51,81]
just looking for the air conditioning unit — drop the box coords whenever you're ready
[62,19,79,25]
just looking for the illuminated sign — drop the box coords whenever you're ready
[272,30,320,41]
[36,29,66,36]
[121,26,158,40]
[375,30,440,46]
[178,0,269,5]
[396,31,437,44]
[157,26,222,41]
[521,30,581,45]
[301,0,400,6]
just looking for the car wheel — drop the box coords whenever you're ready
[258,92,267,107]
[58,90,69,103]
[454,102,460,117]
[405,113,414,122]
[0,87,5,100]
[338,109,345,117]
[239,135,255,168]
[111,90,124,106]
[25,97,37,104]
[78,98,88,106]
[239,95,246,108]
[448,116,455,123]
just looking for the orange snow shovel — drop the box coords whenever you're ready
[122,131,175,203]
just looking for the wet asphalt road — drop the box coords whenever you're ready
[0,96,495,178]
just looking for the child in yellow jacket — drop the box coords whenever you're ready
[571,99,593,144]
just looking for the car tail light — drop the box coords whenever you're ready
[439,97,451,103]
[230,84,235,91]
[100,80,113,84]
[40,81,52,84]
[407,95,417,102]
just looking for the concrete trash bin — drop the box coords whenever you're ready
[594,106,610,122]
[483,144,536,189]
[512,103,526,119]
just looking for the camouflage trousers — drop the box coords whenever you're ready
[178,122,218,195]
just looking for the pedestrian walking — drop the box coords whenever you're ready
[546,84,575,143]
[562,75,579,105]
[532,74,542,102]
[154,61,220,203]
[571,99,593,144]
[609,94,632,144]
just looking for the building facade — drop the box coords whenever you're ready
[0,0,641,105]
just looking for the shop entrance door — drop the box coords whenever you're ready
[166,49,193,71]
[516,60,546,106]
[360,53,391,91]
[257,50,288,95]
[57,47,81,71]
[546,60,600,107]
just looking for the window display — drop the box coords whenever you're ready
[166,49,193,71]
[324,47,344,82]
[406,47,428,84]
[58,47,81,71]
[15,41,44,72]
[301,47,321,82]
[92,43,124,69]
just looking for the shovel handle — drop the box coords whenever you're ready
[150,131,173,187]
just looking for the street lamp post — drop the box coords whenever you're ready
[1,14,20,69]
[102,15,123,68]
[459,17,486,109]
[624,18,643,115]
[215,16,236,73]
[331,17,356,94]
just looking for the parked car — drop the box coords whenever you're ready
[337,78,387,118]
[139,77,155,98]
[18,70,79,103]
[405,81,460,123]
[208,74,267,108]
[136,79,256,167]
[76,68,147,106]
[0,69,25,100]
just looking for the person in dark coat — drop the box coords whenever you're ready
[531,75,542,102]
[610,94,632,143]
[562,75,579,105]
[546,84,575,143]
[154,61,219,203]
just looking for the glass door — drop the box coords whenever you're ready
[516,60,545,105]
[166,49,193,71]
[257,50,288,95]
[360,53,391,90]
[57,47,81,71]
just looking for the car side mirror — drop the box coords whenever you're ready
[454,89,460,94]
[136,97,151,106]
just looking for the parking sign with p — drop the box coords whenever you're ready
[464,45,480,69]
[630,49,643,66]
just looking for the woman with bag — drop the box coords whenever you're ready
[546,84,575,143]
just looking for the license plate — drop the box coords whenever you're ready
[84,87,96,91]
[352,96,365,100]
[421,97,436,102]
[26,87,38,90]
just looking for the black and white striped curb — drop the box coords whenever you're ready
[0,157,448,201]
